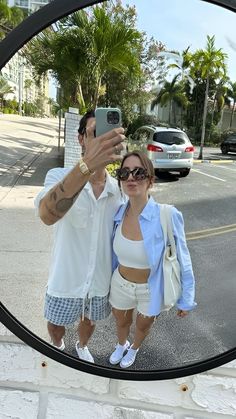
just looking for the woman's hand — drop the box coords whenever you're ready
[177,309,188,318]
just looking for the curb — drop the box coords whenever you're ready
[193,159,235,164]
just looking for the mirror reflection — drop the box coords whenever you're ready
[1,0,236,371]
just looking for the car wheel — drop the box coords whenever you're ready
[179,168,190,177]
[155,170,169,179]
[221,145,228,155]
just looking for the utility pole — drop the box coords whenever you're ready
[18,63,24,116]
[28,0,31,14]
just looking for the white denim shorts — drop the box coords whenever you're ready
[109,268,151,316]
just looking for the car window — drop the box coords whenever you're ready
[227,137,236,143]
[153,131,189,145]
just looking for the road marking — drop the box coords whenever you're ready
[187,223,236,240]
[191,168,225,182]
[210,164,236,172]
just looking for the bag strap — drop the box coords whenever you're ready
[160,204,177,256]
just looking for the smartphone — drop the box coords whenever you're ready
[95,107,122,137]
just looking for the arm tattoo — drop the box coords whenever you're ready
[56,186,84,213]
[50,190,57,201]
[59,182,65,193]
[45,203,60,219]
[50,180,65,201]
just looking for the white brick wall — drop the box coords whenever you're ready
[0,326,236,418]
[0,390,39,419]
[64,111,81,168]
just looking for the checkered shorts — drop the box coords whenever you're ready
[44,293,111,325]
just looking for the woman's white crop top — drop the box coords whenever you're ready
[113,222,150,269]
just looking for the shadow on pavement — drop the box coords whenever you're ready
[17,146,64,187]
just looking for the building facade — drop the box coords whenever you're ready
[2,51,50,116]
[7,0,52,13]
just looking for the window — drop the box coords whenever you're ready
[153,131,188,145]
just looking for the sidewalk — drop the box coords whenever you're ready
[0,136,64,343]
[193,146,236,163]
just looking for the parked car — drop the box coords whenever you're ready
[128,125,194,178]
[220,134,236,154]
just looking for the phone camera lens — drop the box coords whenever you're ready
[107,111,120,124]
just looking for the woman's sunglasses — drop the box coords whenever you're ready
[116,167,149,181]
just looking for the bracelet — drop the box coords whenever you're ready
[78,158,94,175]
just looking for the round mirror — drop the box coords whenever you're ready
[0,0,236,380]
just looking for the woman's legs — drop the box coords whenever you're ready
[132,314,155,349]
[111,308,155,349]
[109,308,134,364]
[118,313,155,368]
[112,308,134,344]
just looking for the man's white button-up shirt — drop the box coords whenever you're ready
[35,167,125,299]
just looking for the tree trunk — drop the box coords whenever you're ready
[94,78,101,108]
[77,83,85,112]
[198,75,209,160]
[229,100,235,128]
[218,107,224,130]
[173,102,177,125]
[169,100,172,125]
[208,93,217,142]
[210,94,216,127]
[180,106,183,129]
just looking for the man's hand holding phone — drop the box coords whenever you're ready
[83,108,125,173]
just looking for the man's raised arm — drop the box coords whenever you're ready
[39,126,125,225]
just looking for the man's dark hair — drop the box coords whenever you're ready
[78,110,95,135]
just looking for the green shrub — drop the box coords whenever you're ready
[203,125,221,146]
[106,161,121,177]
[126,114,163,136]
[220,129,236,142]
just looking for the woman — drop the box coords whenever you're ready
[109,151,196,368]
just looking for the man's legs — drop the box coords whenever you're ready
[78,317,96,347]
[47,322,65,348]
[75,318,96,363]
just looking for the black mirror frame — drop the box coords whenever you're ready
[0,0,236,381]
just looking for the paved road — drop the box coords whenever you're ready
[1,115,236,372]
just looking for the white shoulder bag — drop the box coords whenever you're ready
[159,204,181,310]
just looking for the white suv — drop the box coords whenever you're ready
[129,126,194,178]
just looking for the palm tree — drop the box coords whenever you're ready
[0,0,24,39]
[191,35,227,159]
[225,81,236,129]
[90,6,141,107]
[24,78,32,103]
[24,6,141,112]
[0,73,14,108]
[207,77,228,137]
[0,0,10,39]
[151,74,188,125]
[165,47,195,92]
[164,48,195,127]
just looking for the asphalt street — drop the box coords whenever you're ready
[1,114,236,372]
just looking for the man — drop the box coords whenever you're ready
[35,110,125,363]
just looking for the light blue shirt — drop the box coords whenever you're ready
[112,196,197,316]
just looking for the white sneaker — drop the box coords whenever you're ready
[109,340,130,365]
[75,341,94,363]
[51,339,65,351]
[120,346,139,368]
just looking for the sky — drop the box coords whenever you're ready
[123,0,236,82]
